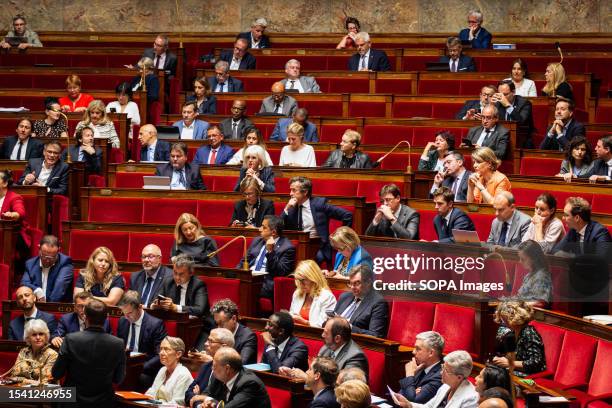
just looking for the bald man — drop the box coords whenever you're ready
[479,398,509,408]
[130,244,172,307]
[139,124,170,162]
[487,192,531,248]
[259,82,298,117]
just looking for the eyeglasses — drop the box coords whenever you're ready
[346,281,362,288]
[40,254,58,261]
[141,254,160,260]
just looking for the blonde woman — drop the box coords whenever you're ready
[9,319,58,385]
[289,260,337,327]
[226,127,274,166]
[146,336,193,405]
[170,213,219,266]
[74,100,120,148]
[279,123,316,167]
[233,144,275,193]
[323,226,373,279]
[467,147,511,204]
[542,63,574,101]
[74,247,124,306]
[336,380,372,408]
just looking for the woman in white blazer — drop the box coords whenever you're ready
[393,350,479,408]
[289,260,337,328]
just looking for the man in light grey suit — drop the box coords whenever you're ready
[486,192,530,248]
[259,82,298,117]
[365,184,419,239]
[280,59,321,93]
[462,105,510,159]
[318,317,369,378]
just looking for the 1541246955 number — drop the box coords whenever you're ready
[0,386,76,402]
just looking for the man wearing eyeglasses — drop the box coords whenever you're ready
[21,235,73,303]
[455,85,497,120]
[462,105,510,159]
[219,38,257,70]
[365,184,419,240]
[458,10,492,49]
[208,61,244,93]
[18,140,69,195]
[130,244,172,308]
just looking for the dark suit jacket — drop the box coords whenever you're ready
[465,125,510,159]
[18,158,69,195]
[539,119,586,151]
[155,162,207,190]
[242,236,296,298]
[322,150,373,169]
[185,361,212,408]
[21,253,74,303]
[140,140,170,162]
[230,198,275,228]
[8,310,57,341]
[318,339,369,376]
[130,74,159,102]
[193,143,235,165]
[235,323,258,364]
[261,336,308,373]
[348,49,391,71]
[208,76,244,93]
[553,221,612,256]
[282,196,353,264]
[270,118,319,142]
[334,290,389,338]
[399,361,443,403]
[220,49,257,70]
[435,171,472,202]
[1,136,43,160]
[204,368,271,408]
[455,99,481,120]
[116,312,167,374]
[458,27,492,49]
[52,327,126,407]
[439,54,476,72]
[433,207,476,243]
[496,95,534,134]
[309,386,340,408]
[158,275,212,320]
[54,311,111,339]
[61,145,102,174]
[234,166,275,193]
[186,94,217,115]
[220,117,253,140]
[237,32,271,49]
[590,159,610,177]
[130,265,172,307]
[142,48,178,76]
[365,204,419,240]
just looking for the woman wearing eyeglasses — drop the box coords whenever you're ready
[230,177,274,228]
[9,319,58,385]
[323,226,373,279]
[289,260,337,328]
[233,144,275,193]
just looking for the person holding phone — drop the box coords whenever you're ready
[418,131,455,172]
[289,260,337,328]
[455,85,496,121]
[106,82,141,139]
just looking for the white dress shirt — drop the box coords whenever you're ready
[180,122,195,140]
[476,126,496,146]
[127,311,145,353]
[300,199,317,237]
[10,138,29,160]
[286,78,304,93]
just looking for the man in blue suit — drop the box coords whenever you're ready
[172,102,209,140]
[130,244,172,307]
[429,152,471,202]
[439,37,476,72]
[219,38,257,70]
[117,291,167,389]
[282,176,353,265]
[458,10,492,49]
[261,311,308,373]
[193,126,235,165]
[8,286,57,340]
[51,291,111,348]
[269,108,319,142]
[432,187,475,243]
[21,235,73,303]
[400,331,444,403]
[208,61,244,93]
[138,124,170,162]
[237,18,271,49]
[348,32,391,72]
[305,357,340,408]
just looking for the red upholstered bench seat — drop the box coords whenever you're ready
[519,158,562,176]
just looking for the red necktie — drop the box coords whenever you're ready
[209,149,217,165]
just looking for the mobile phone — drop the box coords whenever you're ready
[325,310,338,318]
[109,107,117,113]
[157,294,169,301]
[461,138,473,147]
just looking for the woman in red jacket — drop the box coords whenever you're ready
[0,169,32,271]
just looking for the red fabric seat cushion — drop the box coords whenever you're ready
[520,158,562,177]
[387,301,436,346]
[127,233,175,264]
[274,277,295,312]
[197,200,234,227]
[88,197,144,223]
[363,348,386,395]
[142,199,198,224]
[528,321,567,378]
[68,231,130,261]
[199,276,240,306]
[432,304,476,355]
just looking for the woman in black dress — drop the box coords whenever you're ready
[171,213,219,267]
[230,177,274,228]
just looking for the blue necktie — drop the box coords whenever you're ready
[498,222,508,246]
[254,246,267,271]
[128,323,136,351]
[78,148,84,161]
[141,276,154,306]
[342,298,361,320]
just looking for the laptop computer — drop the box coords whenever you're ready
[425,62,450,72]
[4,37,27,47]
[143,176,171,190]
[155,125,180,140]
[452,229,481,243]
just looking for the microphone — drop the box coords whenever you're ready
[555,41,563,64]
[207,235,249,271]
[53,109,72,163]
[373,140,412,173]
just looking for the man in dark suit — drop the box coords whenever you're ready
[554,196,612,256]
[219,38,256,70]
[21,235,73,303]
[210,299,257,364]
[458,10,492,49]
[117,291,167,389]
[139,124,170,162]
[455,85,496,120]
[241,215,296,299]
[400,331,444,403]
[432,187,475,243]
[208,61,244,93]
[141,34,178,76]
[185,327,236,408]
[220,100,253,140]
[259,81,298,117]
[589,135,612,181]
[439,37,476,72]
[429,152,471,202]
[8,286,57,341]
[51,291,111,348]
[540,99,586,151]
[261,311,308,373]
[334,265,388,338]
[130,244,172,307]
[202,347,271,408]
[155,142,207,190]
[494,79,534,142]
[318,317,369,376]
[193,126,235,165]
[237,18,271,49]
[18,140,69,195]
[1,118,43,160]
[487,192,531,248]
[270,108,319,142]
[305,357,340,408]
[348,32,391,71]
[52,299,126,407]
[365,183,419,239]
[462,105,510,159]
[282,176,353,265]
